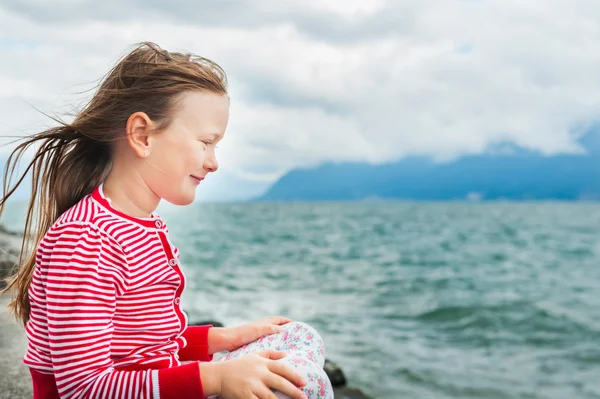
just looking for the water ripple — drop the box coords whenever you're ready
[155,201,600,399]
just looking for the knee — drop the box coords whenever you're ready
[276,356,333,399]
[284,321,322,340]
[302,367,334,399]
[282,321,326,365]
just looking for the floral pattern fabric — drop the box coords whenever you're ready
[210,321,334,399]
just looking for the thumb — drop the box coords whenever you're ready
[256,349,287,360]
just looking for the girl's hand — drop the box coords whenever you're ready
[216,350,308,399]
[212,316,292,352]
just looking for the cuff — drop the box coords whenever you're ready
[157,361,203,399]
[179,325,213,362]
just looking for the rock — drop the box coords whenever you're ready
[0,296,34,399]
[0,231,20,289]
[333,386,371,399]
[324,358,347,387]
[0,259,15,289]
[190,320,225,328]
[0,224,21,237]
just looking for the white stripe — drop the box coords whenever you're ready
[152,370,160,399]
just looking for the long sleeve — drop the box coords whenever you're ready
[179,325,213,362]
[42,222,204,399]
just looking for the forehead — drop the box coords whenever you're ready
[173,91,229,132]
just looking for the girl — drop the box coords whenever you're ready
[0,42,333,399]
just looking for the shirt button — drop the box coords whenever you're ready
[169,258,177,266]
[174,297,180,305]
[155,220,162,228]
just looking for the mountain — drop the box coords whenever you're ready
[258,132,600,201]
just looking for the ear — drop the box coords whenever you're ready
[126,112,155,158]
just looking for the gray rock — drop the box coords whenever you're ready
[324,358,347,387]
[333,386,372,399]
[0,227,21,289]
[0,297,33,399]
[191,320,225,328]
[0,225,21,237]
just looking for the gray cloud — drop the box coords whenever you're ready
[1,0,600,186]
[1,0,417,44]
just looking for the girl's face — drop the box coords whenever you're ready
[144,90,229,205]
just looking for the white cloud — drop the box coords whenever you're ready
[303,0,387,19]
[1,0,600,188]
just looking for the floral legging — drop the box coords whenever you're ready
[210,321,334,399]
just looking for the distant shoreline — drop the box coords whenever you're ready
[1,197,599,207]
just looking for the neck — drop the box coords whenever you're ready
[102,164,160,218]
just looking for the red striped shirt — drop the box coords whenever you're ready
[24,185,212,399]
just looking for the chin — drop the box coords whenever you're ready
[165,192,196,206]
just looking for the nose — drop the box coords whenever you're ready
[204,151,218,173]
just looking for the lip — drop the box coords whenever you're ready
[190,175,204,185]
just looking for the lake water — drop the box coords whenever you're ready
[2,200,600,398]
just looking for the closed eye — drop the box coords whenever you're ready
[200,140,218,149]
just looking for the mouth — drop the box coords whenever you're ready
[190,175,204,185]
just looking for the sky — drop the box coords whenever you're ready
[1,1,600,200]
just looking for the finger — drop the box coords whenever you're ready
[254,385,279,399]
[270,316,293,325]
[256,349,287,360]
[266,374,308,399]
[263,324,285,335]
[267,361,307,388]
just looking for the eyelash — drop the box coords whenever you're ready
[201,140,218,148]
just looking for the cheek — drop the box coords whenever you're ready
[167,141,204,173]
[185,144,205,169]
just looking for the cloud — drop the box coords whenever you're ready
[0,0,399,44]
[1,0,600,187]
